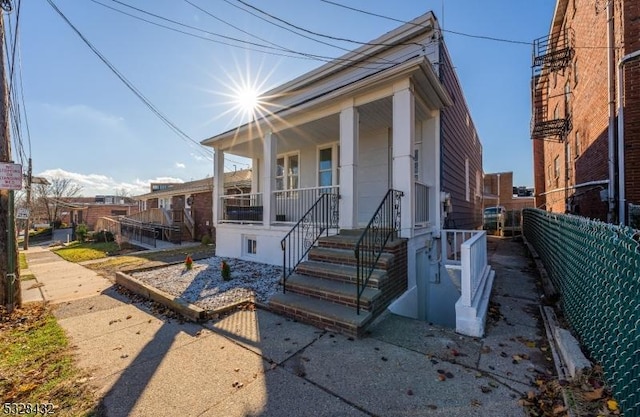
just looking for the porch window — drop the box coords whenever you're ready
[318,143,339,191]
[413,148,420,181]
[276,153,299,190]
[319,147,332,187]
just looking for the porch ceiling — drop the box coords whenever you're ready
[223,94,431,157]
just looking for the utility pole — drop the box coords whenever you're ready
[23,157,31,250]
[0,0,21,311]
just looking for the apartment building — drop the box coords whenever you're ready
[531,0,640,223]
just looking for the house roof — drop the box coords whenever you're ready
[201,12,451,148]
[134,170,252,200]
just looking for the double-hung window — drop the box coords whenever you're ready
[276,153,299,191]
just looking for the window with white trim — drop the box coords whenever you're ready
[244,235,257,255]
[276,153,299,191]
[318,147,332,188]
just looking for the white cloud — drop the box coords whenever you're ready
[175,162,186,169]
[43,103,126,128]
[37,169,184,197]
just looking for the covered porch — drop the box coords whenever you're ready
[210,74,448,265]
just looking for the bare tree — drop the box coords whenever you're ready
[115,187,131,199]
[34,177,83,225]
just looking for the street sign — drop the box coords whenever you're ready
[16,208,29,219]
[0,162,22,190]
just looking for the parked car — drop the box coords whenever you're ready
[483,206,506,230]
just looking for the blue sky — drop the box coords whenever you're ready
[12,0,555,196]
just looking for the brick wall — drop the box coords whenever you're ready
[532,0,628,221]
[191,191,214,242]
[623,0,640,209]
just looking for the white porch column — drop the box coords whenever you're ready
[262,131,276,225]
[339,104,359,230]
[393,84,415,238]
[213,147,225,224]
[251,157,259,193]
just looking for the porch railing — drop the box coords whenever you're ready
[441,229,487,306]
[354,189,403,314]
[414,182,429,226]
[273,186,339,223]
[126,208,169,225]
[220,193,263,223]
[281,192,339,293]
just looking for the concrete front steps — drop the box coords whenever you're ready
[269,229,407,337]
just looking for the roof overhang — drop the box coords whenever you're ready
[202,56,451,149]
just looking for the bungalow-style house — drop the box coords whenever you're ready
[202,12,492,337]
[52,196,139,230]
[131,170,252,243]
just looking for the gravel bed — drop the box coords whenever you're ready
[131,256,282,311]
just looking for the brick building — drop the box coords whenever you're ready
[58,196,139,230]
[531,0,640,224]
[133,170,252,242]
[483,172,535,212]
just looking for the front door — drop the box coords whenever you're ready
[357,129,391,225]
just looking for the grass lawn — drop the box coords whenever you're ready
[0,305,103,416]
[53,242,120,263]
[18,253,36,281]
[84,244,214,277]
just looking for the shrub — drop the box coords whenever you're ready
[75,224,89,242]
[201,234,211,245]
[185,255,193,270]
[94,230,114,243]
[221,260,231,281]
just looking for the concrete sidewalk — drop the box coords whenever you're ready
[21,244,112,304]
[23,237,551,417]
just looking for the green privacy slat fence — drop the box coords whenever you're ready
[523,209,640,417]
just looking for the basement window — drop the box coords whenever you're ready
[244,235,257,256]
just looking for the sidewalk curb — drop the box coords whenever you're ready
[115,272,205,322]
[522,237,558,301]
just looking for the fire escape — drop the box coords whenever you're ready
[531,29,575,141]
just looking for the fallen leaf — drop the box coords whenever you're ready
[427,405,437,410]
[445,372,454,379]
[407,389,414,396]
[471,399,482,407]
[552,404,566,415]
[126,315,132,320]
[607,400,618,411]
[583,387,604,401]
[437,374,446,382]
[481,386,492,393]
[451,349,460,357]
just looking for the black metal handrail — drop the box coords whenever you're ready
[281,192,339,293]
[354,189,403,314]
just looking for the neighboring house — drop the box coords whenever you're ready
[531,0,640,224]
[483,172,535,212]
[202,12,487,336]
[132,170,252,242]
[54,196,139,230]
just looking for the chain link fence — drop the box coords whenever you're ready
[523,208,639,416]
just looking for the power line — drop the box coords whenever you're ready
[184,0,355,56]
[319,0,532,46]
[232,0,423,48]
[97,0,391,68]
[45,0,213,160]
